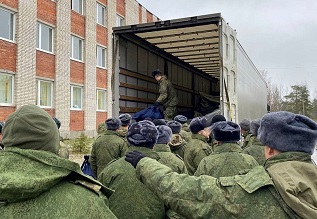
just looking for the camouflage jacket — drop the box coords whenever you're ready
[90,130,128,178]
[168,134,187,159]
[242,137,266,165]
[117,128,128,144]
[195,143,259,177]
[183,134,212,175]
[266,152,317,219]
[0,147,117,219]
[154,143,188,174]
[135,157,294,219]
[98,146,166,219]
[156,75,178,107]
[179,129,191,142]
[241,132,253,149]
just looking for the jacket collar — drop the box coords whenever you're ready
[214,142,242,153]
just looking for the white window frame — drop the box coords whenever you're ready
[97,89,106,111]
[71,0,83,14]
[36,80,53,108]
[71,35,83,61]
[0,73,14,106]
[37,22,54,53]
[0,7,15,42]
[97,3,106,26]
[116,14,125,27]
[96,45,106,68]
[70,85,83,110]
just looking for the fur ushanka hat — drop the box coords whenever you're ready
[258,111,317,155]
[250,119,261,136]
[156,125,173,144]
[118,113,132,126]
[189,117,208,134]
[106,118,121,130]
[239,119,250,131]
[212,121,241,142]
[174,115,187,124]
[167,120,182,134]
[127,120,159,148]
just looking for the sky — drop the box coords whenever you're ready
[137,0,317,97]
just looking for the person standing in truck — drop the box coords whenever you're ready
[152,69,178,121]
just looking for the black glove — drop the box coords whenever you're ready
[125,151,146,168]
[153,102,161,106]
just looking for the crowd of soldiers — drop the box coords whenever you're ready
[0,104,316,218]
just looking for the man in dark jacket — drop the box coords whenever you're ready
[90,118,128,178]
[0,105,117,218]
[152,69,178,120]
[125,111,317,218]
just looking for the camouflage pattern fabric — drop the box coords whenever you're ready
[117,128,128,144]
[90,130,128,178]
[266,152,317,218]
[164,106,177,121]
[168,134,187,159]
[97,122,107,135]
[183,134,212,175]
[179,129,191,142]
[0,147,117,219]
[242,137,266,165]
[58,140,70,159]
[98,146,166,219]
[135,157,291,218]
[241,132,253,149]
[195,143,259,177]
[154,143,188,174]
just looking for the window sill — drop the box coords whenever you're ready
[70,58,84,63]
[0,37,16,44]
[96,65,107,70]
[36,48,54,55]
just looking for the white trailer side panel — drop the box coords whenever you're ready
[236,42,267,121]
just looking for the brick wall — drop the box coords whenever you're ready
[96,68,107,88]
[138,3,142,23]
[43,108,55,117]
[96,25,108,45]
[125,0,138,25]
[71,11,85,37]
[96,111,107,128]
[0,0,18,9]
[0,106,15,121]
[146,10,153,22]
[37,0,56,25]
[36,50,55,79]
[0,40,16,72]
[116,0,125,16]
[70,60,84,84]
[70,110,84,131]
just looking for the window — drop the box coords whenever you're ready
[71,35,83,61]
[71,0,83,14]
[97,46,106,68]
[0,7,15,41]
[97,3,106,25]
[116,14,125,27]
[0,73,13,104]
[36,80,52,107]
[97,90,106,111]
[37,22,53,53]
[71,85,82,109]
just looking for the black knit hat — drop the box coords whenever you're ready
[53,117,61,129]
[174,115,187,124]
[167,120,182,134]
[258,111,317,155]
[106,118,121,130]
[127,120,158,148]
[152,69,162,77]
[239,119,250,131]
[250,119,261,136]
[156,125,173,144]
[152,119,167,126]
[118,113,132,126]
[189,117,208,134]
[212,121,241,142]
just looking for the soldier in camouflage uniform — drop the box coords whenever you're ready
[152,69,178,121]
[98,121,167,219]
[239,118,253,149]
[117,113,132,142]
[167,120,187,159]
[206,114,226,152]
[174,115,191,142]
[0,105,117,219]
[243,118,266,165]
[153,125,188,174]
[53,117,70,159]
[90,118,128,178]
[0,121,4,149]
[125,111,317,218]
[195,121,258,177]
[184,117,213,175]
[97,122,107,135]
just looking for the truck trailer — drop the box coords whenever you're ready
[112,13,267,122]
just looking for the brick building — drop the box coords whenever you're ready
[0,0,158,138]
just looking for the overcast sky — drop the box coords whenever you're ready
[137,0,317,97]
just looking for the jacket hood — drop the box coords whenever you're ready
[2,105,59,154]
[168,134,186,150]
[0,147,113,203]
